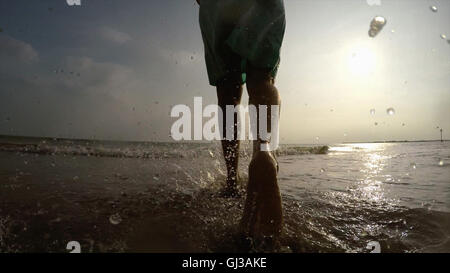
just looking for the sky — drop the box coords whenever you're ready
[0,0,449,144]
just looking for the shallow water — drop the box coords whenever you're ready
[279,142,450,252]
[0,137,449,252]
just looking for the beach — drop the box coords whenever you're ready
[0,136,449,253]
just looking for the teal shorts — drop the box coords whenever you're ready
[199,0,286,86]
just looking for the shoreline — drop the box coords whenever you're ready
[0,134,447,146]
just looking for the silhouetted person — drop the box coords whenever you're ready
[197,0,285,245]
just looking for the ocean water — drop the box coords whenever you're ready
[285,142,449,212]
[0,136,449,252]
[279,142,450,252]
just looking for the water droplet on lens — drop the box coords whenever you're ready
[430,6,438,12]
[370,109,376,115]
[386,107,395,116]
[368,16,387,38]
[109,213,122,225]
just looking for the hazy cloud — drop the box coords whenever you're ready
[98,27,132,45]
[0,35,38,63]
[60,56,138,96]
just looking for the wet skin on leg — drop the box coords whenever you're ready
[240,64,283,244]
[216,79,243,196]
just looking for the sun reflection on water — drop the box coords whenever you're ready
[326,143,405,209]
[347,143,392,204]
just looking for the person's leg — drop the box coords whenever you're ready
[216,77,243,196]
[240,63,282,246]
[246,66,281,155]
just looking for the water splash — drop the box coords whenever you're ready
[430,6,438,13]
[368,16,387,38]
[438,159,444,167]
[370,109,376,115]
[441,34,447,40]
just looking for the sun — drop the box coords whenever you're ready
[347,45,377,77]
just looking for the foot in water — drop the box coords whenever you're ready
[239,151,283,248]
